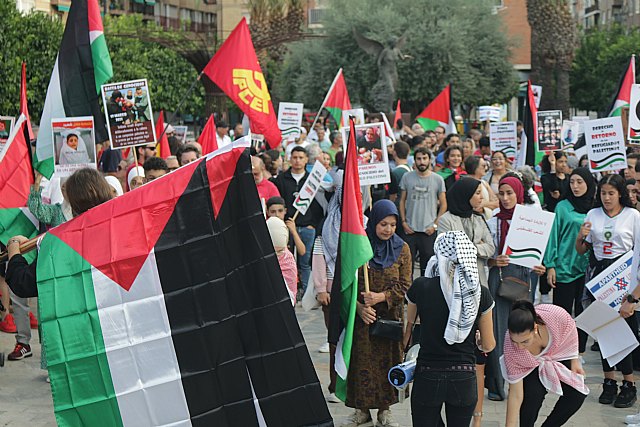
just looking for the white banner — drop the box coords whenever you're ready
[292,160,327,215]
[277,102,303,142]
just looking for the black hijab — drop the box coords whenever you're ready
[365,200,405,269]
[446,178,482,218]
[566,167,596,214]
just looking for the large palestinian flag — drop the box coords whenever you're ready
[36,141,332,426]
[35,0,112,178]
[608,55,635,117]
[416,84,455,133]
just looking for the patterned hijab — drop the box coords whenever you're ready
[366,199,405,269]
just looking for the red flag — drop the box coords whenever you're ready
[202,18,281,148]
[393,100,401,127]
[20,62,34,141]
[155,111,171,159]
[199,114,218,155]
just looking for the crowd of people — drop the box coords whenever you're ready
[3,111,640,426]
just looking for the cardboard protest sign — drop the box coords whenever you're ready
[0,116,15,153]
[560,120,579,151]
[292,160,328,216]
[478,106,501,122]
[531,85,542,108]
[489,121,517,162]
[584,251,634,311]
[536,110,562,151]
[628,84,640,144]
[52,117,96,177]
[342,108,365,127]
[101,79,156,149]
[277,102,303,141]
[341,122,390,186]
[585,116,627,173]
[502,205,555,269]
[173,125,188,143]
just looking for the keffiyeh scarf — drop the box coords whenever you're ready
[425,231,480,345]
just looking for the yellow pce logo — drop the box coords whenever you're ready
[232,69,270,114]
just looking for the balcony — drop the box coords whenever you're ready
[308,8,326,26]
[156,16,217,33]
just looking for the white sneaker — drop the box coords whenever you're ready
[377,410,399,427]
[326,392,341,403]
[318,342,330,353]
[626,412,640,424]
[341,409,373,427]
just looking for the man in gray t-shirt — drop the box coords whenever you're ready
[399,147,447,275]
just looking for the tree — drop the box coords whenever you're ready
[273,0,518,116]
[571,25,639,115]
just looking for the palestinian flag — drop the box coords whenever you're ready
[36,141,332,427]
[319,68,352,128]
[199,114,218,155]
[522,80,544,167]
[416,84,455,133]
[0,115,39,259]
[608,55,635,117]
[35,0,113,178]
[155,110,171,159]
[328,119,373,402]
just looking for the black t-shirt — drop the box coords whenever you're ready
[406,276,494,366]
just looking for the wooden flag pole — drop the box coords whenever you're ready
[0,234,42,262]
[132,147,140,175]
[363,263,370,293]
[291,210,300,222]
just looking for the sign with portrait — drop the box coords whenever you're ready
[536,110,563,151]
[51,117,96,177]
[341,122,390,186]
[0,116,15,153]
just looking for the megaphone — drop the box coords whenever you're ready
[388,344,420,390]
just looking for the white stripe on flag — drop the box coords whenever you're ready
[37,58,65,164]
[18,207,39,230]
[247,368,267,427]
[334,330,347,380]
[92,250,192,427]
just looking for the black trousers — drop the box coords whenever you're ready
[405,231,436,277]
[601,314,638,375]
[520,367,586,427]
[553,276,588,353]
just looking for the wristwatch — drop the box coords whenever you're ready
[626,294,639,304]
[432,223,438,230]
[7,238,21,246]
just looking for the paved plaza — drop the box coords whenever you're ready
[0,303,633,426]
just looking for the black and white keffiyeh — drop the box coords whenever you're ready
[425,231,480,345]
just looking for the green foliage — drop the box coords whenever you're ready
[274,0,517,115]
[571,25,638,114]
[104,15,204,116]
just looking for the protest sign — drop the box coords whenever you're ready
[51,117,96,177]
[560,120,580,151]
[536,110,563,151]
[584,251,634,311]
[101,79,156,149]
[342,108,365,127]
[585,116,627,173]
[277,102,303,141]
[531,85,542,108]
[0,116,15,153]
[489,121,517,162]
[502,205,555,269]
[173,125,188,143]
[628,84,640,144]
[292,161,328,216]
[572,116,589,138]
[478,106,501,122]
[341,122,391,186]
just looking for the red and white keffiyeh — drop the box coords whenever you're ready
[500,304,589,396]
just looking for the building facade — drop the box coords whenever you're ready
[571,0,640,29]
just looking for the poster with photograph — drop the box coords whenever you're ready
[101,79,156,149]
[0,116,15,153]
[561,120,580,151]
[173,125,188,143]
[277,102,304,141]
[628,84,640,144]
[341,122,390,186]
[536,110,563,151]
[586,116,627,173]
[342,108,365,127]
[489,121,517,162]
[502,205,555,269]
[572,116,589,138]
[51,117,96,177]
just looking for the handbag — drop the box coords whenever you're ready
[497,265,531,302]
[369,318,404,342]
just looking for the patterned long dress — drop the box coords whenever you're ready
[345,243,412,409]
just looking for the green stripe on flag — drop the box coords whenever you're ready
[416,117,441,131]
[37,234,123,427]
[32,152,55,181]
[91,33,114,94]
[0,208,38,262]
[326,107,342,129]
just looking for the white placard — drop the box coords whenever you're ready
[0,116,15,154]
[628,84,640,144]
[478,106,501,122]
[502,205,555,269]
[489,121,517,162]
[342,108,365,127]
[531,85,542,108]
[584,251,635,311]
[277,102,303,142]
[341,122,391,186]
[51,116,97,177]
[561,120,580,151]
[572,116,589,139]
[292,160,327,215]
[585,116,627,173]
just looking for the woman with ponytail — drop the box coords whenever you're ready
[502,300,588,427]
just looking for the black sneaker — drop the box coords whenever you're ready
[591,341,600,351]
[615,381,637,408]
[599,379,618,404]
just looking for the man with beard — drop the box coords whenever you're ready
[398,147,447,276]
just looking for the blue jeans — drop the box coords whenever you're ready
[296,226,315,292]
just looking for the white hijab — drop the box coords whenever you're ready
[59,130,91,165]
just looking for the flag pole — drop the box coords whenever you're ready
[156,71,204,143]
[0,234,42,262]
[310,68,343,132]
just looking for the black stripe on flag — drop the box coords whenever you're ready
[154,152,333,427]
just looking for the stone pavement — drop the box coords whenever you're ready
[0,304,633,426]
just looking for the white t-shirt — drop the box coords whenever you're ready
[585,207,640,260]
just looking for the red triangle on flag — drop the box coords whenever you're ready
[0,117,33,209]
[199,114,218,155]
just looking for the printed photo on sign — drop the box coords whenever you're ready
[0,116,15,152]
[628,84,640,144]
[585,116,627,173]
[173,125,188,143]
[277,102,303,141]
[561,120,579,151]
[341,122,391,186]
[502,205,555,269]
[51,117,96,177]
[342,108,365,127]
[489,121,517,162]
[101,79,156,149]
[536,110,563,151]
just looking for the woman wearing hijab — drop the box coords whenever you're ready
[543,168,595,360]
[436,178,496,426]
[343,200,412,427]
[485,176,546,401]
[407,231,495,426]
[104,176,124,198]
[266,217,297,306]
[127,166,146,190]
[58,130,91,165]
